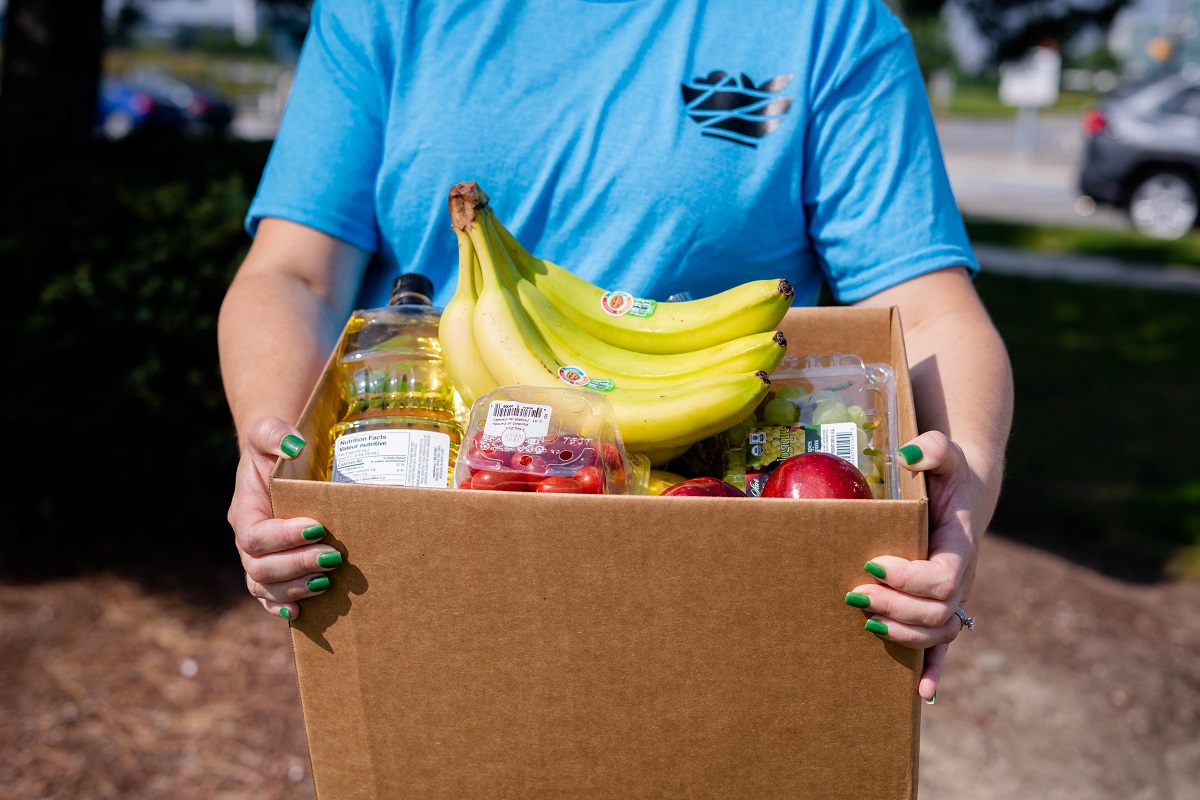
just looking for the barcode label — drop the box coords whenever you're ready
[818,422,860,470]
[484,400,553,441]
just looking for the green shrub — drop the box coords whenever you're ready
[1,137,272,576]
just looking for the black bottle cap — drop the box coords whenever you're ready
[389,273,435,306]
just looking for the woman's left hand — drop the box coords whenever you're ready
[844,429,986,702]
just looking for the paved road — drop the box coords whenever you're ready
[936,114,1132,230]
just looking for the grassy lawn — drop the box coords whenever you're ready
[936,76,1101,118]
[977,270,1200,581]
[965,218,1200,267]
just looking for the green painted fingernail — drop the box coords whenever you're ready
[865,619,889,636]
[280,607,291,620]
[844,591,871,609]
[925,693,937,705]
[307,575,331,592]
[281,434,306,458]
[864,561,887,579]
[897,444,923,465]
[302,524,326,541]
[317,551,342,568]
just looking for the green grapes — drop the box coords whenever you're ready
[723,414,756,447]
[812,398,850,425]
[763,397,800,427]
[847,405,867,427]
[775,384,807,400]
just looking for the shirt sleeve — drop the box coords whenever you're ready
[801,3,978,303]
[244,0,385,253]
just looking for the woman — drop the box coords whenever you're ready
[218,0,1013,703]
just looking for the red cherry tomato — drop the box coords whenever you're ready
[601,442,624,471]
[536,476,583,493]
[469,469,531,491]
[510,452,549,484]
[466,431,510,467]
[573,465,604,494]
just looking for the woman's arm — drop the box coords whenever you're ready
[219,217,371,443]
[217,218,371,619]
[851,266,1014,699]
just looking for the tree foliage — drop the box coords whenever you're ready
[897,0,1130,70]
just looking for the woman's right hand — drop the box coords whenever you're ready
[228,417,341,620]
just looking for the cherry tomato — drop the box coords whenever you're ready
[573,465,604,494]
[536,476,583,493]
[510,453,549,484]
[466,431,510,467]
[469,469,531,491]
[601,442,624,471]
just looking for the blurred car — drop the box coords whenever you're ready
[97,76,188,140]
[124,67,235,137]
[96,69,234,141]
[1078,69,1200,240]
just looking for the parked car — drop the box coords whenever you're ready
[1078,69,1200,240]
[96,76,188,140]
[124,67,235,137]
[96,69,234,141]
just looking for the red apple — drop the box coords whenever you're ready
[660,477,747,498]
[760,452,872,500]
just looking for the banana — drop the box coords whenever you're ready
[607,370,771,452]
[437,228,499,406]
[515,277,787,388]
[448,182,772,454]
[492,214,795,355]
[466,208,562,387]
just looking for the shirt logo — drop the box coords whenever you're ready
[681,71,794,148]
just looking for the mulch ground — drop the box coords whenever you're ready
[3,535,1198,800]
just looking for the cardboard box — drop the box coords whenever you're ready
[272,306,928,799]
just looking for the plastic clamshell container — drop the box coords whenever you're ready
[723,353,900,499]
[452,385,645,495]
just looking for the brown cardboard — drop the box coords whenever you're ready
[272,306,928,799]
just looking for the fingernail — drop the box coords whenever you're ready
[864,561,887,580]
[281,434,306,458]
[302,524,326,541]
[844,591,871,609]
[865,619,889,636]
[307,575,331,592]
[317,551,343,568]
[925,693,937,705]
[280,607,291,620]
[897,444,923,465]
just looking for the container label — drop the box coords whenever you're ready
[331,430,452,487]
[600,291,657,318]
[484,400,553,446]
[742,421,862,495]
[806,422,860,468]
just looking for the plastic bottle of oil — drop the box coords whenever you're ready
[327,273,463,487]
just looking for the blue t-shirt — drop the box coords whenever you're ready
[247,0,977,310]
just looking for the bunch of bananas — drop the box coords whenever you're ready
[438,181,795,466]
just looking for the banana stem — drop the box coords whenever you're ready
[449,181,488,232]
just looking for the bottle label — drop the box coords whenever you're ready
[331,430,452,487]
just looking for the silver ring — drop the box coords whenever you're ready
[955,606,975,631]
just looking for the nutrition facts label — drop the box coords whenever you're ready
[331,429,452,487]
